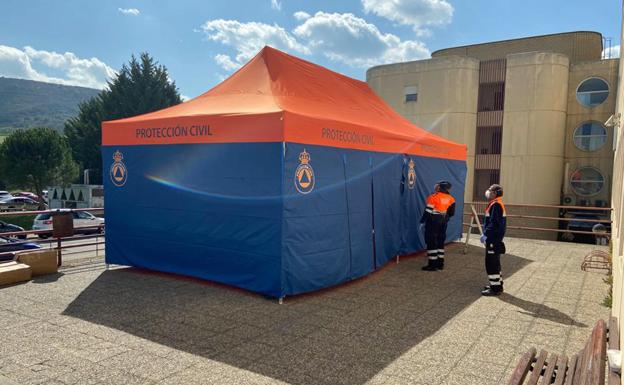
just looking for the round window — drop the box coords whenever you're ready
[573,121,607,151]
[576,78,609,108]
[570,167,605,196]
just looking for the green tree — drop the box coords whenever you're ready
[65,52,182,183]
[0,128,79,201]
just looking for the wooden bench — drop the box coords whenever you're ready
[508,317,620,385]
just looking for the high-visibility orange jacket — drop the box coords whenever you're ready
[420,192,456,224]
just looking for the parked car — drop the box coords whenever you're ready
[0,236,41,261]
[13,192,44,203]
[0,191,11,200]
[33,210,104,238]
[0,220,26,239]
[0,197,40,211]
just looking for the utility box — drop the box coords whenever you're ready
[52,211,74,238]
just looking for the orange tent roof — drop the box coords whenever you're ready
[102,46,466,161]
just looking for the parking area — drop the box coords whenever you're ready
[0,237,610,385]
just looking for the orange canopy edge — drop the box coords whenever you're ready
[102,46,467,161]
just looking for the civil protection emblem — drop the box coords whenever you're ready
[407,159,416,190]
[294,149,315,194]
[110,150,127,187]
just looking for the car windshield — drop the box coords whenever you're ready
[35,213,51,220]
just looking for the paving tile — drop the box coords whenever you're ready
[0,238,611,385]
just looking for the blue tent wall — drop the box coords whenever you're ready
[103,142,465,298]
[281,143,466,296]
[103,143,284,297]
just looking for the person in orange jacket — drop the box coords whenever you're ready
[480,184,507,296]
[420,181,456,271]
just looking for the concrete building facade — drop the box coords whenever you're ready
[609,4,624,376]
[367,32,618,214]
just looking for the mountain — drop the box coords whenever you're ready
[0,77,100,133]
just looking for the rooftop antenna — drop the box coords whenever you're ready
[603,37,613,59]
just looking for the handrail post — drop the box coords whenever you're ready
[56,236,62,267]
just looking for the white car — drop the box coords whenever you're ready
[0,191,11,201]
[33,210,105,238]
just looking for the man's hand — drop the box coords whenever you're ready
[419,223,425,232]
[480,234,486,244]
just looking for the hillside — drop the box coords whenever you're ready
[0,77,100,132]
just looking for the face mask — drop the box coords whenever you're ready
[485,190,494,200]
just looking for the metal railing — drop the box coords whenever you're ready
[463,201,612,240]
[0,208,105,266]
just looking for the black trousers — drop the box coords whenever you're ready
[425,221,447,261]
[485,241,503,290]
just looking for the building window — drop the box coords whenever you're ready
[404,86,418,103]
[576,77,609,108]
[570,167,605,196]
[573,121,607,151]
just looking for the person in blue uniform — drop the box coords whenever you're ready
[481,184,507,296]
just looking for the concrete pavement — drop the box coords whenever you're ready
[0,237,610,384]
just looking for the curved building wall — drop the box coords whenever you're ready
[432,31,602,64]
[500,52,570,205]
[564,59,619,206]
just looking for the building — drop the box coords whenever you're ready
[367,31,618,238]
[610,2,624,368]
[47,184,104,209]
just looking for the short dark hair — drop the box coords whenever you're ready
[488,184,503,197]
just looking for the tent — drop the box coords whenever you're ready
[101,46,467,298]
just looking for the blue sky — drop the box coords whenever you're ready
[0,0,621,99]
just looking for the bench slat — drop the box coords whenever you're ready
[563,354,578,385]
[552,355,568,385]
[527,350,548,385]
[581,320,607,385]
[540,353,558,385]
[578,319,606,385]
[508,347,537,385]
[609,316,620,385]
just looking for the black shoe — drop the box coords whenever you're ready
[438,260,444,270]
[422,265,438,271]
[481,287,503,296]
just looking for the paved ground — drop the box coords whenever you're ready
[0,237,610,385]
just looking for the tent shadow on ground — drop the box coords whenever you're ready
[63,244,530,385]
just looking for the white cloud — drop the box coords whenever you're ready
[270,0,281,11]
[200,19,310,70]
[362,0,453,32]
[202,12,430,71]
[604,44,620,59]
[293,11,310,21]
[293,12,429,67]
[214,54,240,71]
[181,94,191,101]
[118,7,140,16]
[0,45,115,89]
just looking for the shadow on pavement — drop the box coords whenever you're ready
[498,294,587,327]
[63,244,530,385]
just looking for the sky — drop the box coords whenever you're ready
[0,0,621,99]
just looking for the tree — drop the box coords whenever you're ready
[65,52,182,184]
[0,128,79,201]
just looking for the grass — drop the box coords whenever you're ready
[2,215,36,230]
[602,241,614,308]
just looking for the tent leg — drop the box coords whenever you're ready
[278,297,284,305]
[105,263,110,270]
[463,216,474,255]
[396,255,399,264]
